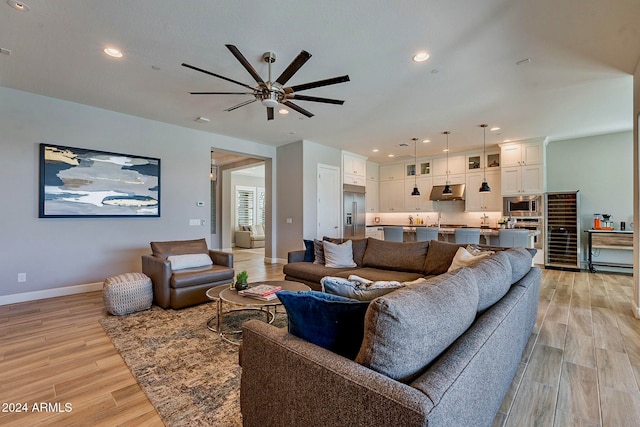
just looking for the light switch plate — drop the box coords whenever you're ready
[189,219,200,226]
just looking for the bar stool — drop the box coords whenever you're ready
[383,227,404,242]
[454,228,481,244]
[498,229,530,248]
[416,227,439,242]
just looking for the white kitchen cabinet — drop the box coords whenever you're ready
[379,180,404,211]
[379,163,405,181]
[365,179,379,212]
[500,141,543,167]
[343,153,367,177]
[432,173,465,186]
[366,162,379,181]
[465,170,502,211]
[344,173,365,186]
[433,154,465,176]
[406,158,432,177]
[501,164,544,195]
[404,176,433,212]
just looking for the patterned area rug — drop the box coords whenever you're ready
[100,301,287,426]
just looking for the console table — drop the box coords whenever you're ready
[586,229,633,272]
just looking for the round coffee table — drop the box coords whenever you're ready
[207,280,310,345]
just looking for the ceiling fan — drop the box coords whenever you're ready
[182,44,350,120]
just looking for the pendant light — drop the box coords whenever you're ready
[479,124,491,193]
[411,137,420,197]
[442,131,452,194]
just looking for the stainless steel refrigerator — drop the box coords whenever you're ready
[343,184,366,239]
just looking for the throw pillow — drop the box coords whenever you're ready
[326,237,369,266]
[276,290,370,360]
[303,239,315,262]
[355,268,479,383]
[447,246,494,272]
[422,240,466,275]
[323,240,357,268]
[312,239,325,265]
[167,253,212,270]
[321,276,403,301]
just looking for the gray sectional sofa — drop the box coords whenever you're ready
[241,239,541,427]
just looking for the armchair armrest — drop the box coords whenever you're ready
[235,231,252,248]
[288,250,307,263]
[240,320,431,427]
[209,249,233,268]
[141,254,172,308]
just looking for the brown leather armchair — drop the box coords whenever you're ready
[141,238,234,309]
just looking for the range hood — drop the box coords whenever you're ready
[429,184,466,201]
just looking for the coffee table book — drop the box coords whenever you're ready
[238,284,282,300]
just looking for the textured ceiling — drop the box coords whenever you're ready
[1,0,639,162]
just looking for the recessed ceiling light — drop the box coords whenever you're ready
[503,139,511,143]
[278,108,289,115]
[422,139,430,143]
[490,127,500,131]
[7,1,29,11]
[412,51,430,63]
[103,47,123,58]
[388,154,395,158]
[372,149,379,153]
[443,148,450,152]
[194,116,210,123]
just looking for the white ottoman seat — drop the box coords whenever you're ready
[103,272,153,315]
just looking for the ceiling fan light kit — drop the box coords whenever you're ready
[182,44,349,121]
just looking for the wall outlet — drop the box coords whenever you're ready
[18,273,26,282]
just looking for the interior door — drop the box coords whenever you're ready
[317,164,341,239]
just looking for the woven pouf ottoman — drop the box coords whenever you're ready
[103,272,153,315]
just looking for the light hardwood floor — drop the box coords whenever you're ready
[1,250,639,426]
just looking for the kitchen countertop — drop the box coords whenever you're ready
[367,225,540,237]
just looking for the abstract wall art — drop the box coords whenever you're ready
[39,143,160,217]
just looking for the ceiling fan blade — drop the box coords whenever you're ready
[287,94,345,105]
[282,101,314,118]
[225,44,265,85]
[288,75,350,93]
[182,63,255,91]
[224,98,258,112]
[190,92,254,95]
[267,107,274,121]
[275,50,312,85]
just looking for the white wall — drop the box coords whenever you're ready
[634,60,640,317]
[0,87,276,300]
[546,131,633,269]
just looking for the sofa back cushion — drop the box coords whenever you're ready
[504,247,533,284]
[468,251,513,313]
[362,238,429,273]
[423,240,466,275]
[355,268,479,382]
[150,238,208,259]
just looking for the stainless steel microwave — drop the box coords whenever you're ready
[503,195,542,217]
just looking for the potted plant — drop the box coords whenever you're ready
[234,270,249,291]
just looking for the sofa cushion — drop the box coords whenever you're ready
[504,247,533,284]
[362,238,429,273]
[303,239,315,262]
[321,276,403,301]
[326,238,368,267]
[277,290,370,360]
[333,268,425,283]
[150,238,209,259]
[447,246,493,272]
[167,253,213,270]
[323,240,357,268]
[355,268,479,383]
[469,251,513,313]
[170,264,234,289]
[283,262,355,284]
[423,240,465,275]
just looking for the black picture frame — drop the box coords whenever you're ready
[39,143,160,218]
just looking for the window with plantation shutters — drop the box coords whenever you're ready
[236,186,255,227]
[257,187,265,226]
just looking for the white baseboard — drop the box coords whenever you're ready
[0,282,104,306]
[264,257,287,264]
[633,303,640,319]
